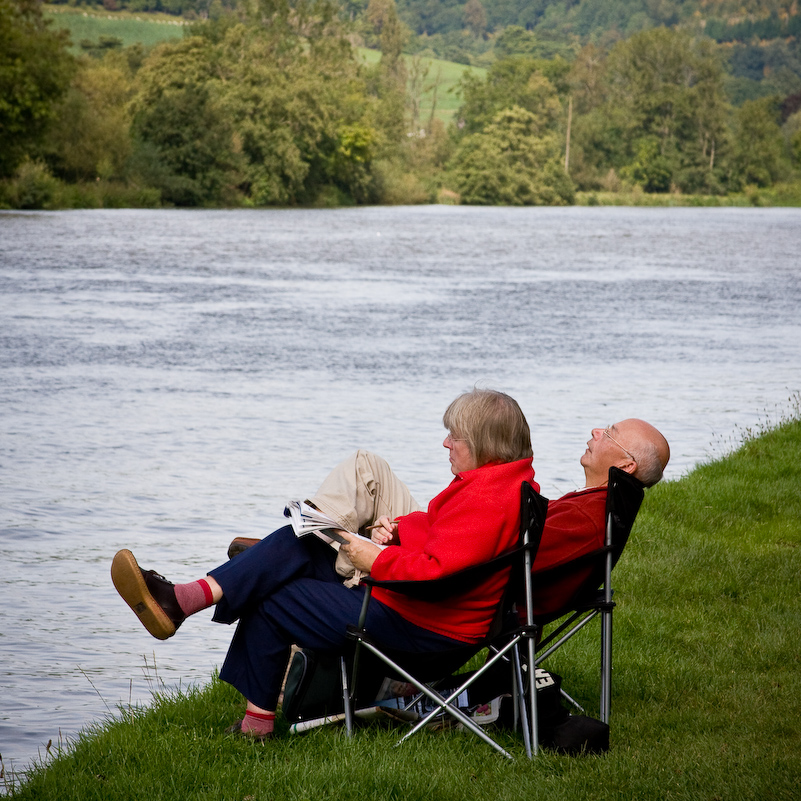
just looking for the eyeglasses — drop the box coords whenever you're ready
[445,432,466,444]
[603,427,636,462]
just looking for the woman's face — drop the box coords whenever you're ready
[444,432,478,475]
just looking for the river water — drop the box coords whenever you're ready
[1,205,799,780]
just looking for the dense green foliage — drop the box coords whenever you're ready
[4,0,413,207]
[442,26,799,198]
[390,0,801,92]
[571,29,733,193]
[42,0,801,95]
[123,15,381,206]
[0,0,75,178]
[3,0,801,207]
[7,414,801,800]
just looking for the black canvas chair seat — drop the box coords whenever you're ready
[340,481,549,759]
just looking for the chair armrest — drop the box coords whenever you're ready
[362,544,528,603]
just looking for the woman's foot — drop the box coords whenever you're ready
[111,549,186,639]
[225,711,276,742]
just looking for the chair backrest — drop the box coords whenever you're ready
[528,466,645,621]
[605,465,645,569]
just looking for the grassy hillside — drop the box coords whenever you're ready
[8,413,801,800]
[358,47,484,126]
[44,5,187,51]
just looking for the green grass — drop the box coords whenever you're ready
[44,5,186,52]
[576,181,801,207]
[7,411,801,799]
[357,48,484,126]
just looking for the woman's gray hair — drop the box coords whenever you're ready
[443,388,532,467]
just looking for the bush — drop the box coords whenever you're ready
[372,159,433,205]
[4,159,59,209]
[449,107,575,206]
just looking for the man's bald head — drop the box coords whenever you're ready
[580,419,670,488]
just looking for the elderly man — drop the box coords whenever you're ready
[528,419,670,616]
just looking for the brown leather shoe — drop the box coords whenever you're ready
[111,549,185,640]
[227,537,261,560]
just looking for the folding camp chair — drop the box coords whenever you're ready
[530,465,645,725]
[340,481,549,759]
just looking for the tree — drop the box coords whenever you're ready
[364,0,408,145]
[215,23,377,204]
[785,108,801,168]
[494,23,575,61]
[602,27,731,193]
[0,0,75,177]
[449,105,574,205]
[126,14,383,206]
[456,57,564,137]
[45,52,135,182]
[567,43,608,115]
[463,0,486,39]
[732,96,789,187]
[127,35,236,205]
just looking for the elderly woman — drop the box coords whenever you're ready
[112,388,538,740]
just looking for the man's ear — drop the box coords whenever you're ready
[620,458,637,476]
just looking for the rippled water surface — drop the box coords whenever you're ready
[1,205,799,779]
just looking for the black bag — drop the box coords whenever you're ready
[282,649,344,723]
[542,714,610,755]
[282,648,386,723]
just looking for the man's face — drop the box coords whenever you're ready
[580,421,638,479]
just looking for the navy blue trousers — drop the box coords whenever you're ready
[208,525,462,710]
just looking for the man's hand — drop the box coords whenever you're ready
[339,533,383,573]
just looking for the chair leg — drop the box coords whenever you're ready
[599,608,612,724]
[512,644,534,758]
[341,655,354,736]
[355,637,514,759]
[526,636,539,757]
[559,688,585,713]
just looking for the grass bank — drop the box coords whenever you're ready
[6,414,801,799]
[576,181,801,207]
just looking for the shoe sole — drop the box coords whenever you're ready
[111,549,176,640]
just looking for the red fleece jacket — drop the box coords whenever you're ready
[528,486,607,617]
[370,458,538,643]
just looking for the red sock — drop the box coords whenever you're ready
[174,579,214,616]
[241,710,275,737]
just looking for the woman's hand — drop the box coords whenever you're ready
[339,533,383,573]
[370,516,399,546]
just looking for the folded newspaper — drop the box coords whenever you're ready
[284,500,384,548]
